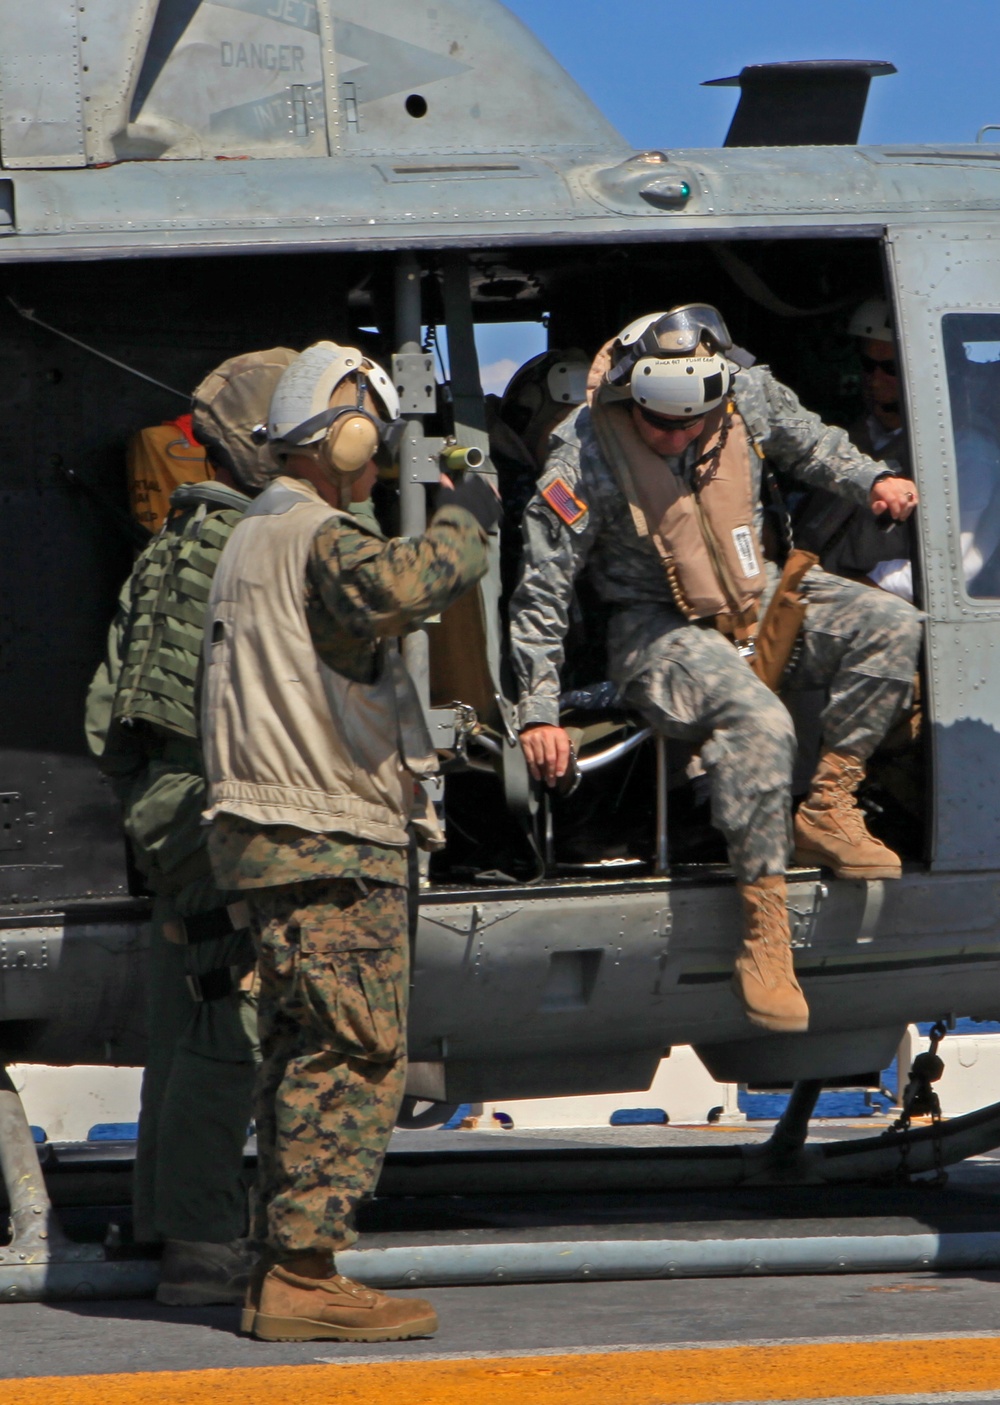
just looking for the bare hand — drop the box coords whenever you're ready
[519,724,572,787]
[439,472,455,490]
[871,477,919,521]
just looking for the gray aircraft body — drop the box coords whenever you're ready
[2,0,1000,1123]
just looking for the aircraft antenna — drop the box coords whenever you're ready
[5,296,189,401]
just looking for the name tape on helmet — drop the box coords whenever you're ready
[541,477,589,532]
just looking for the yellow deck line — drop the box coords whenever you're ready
[4,1336,1000,1405]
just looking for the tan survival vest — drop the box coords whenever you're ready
[201,477,441,849]
[591,396,767,639]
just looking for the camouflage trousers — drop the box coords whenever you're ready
[610,567,923,882]
[246,877,409,1256]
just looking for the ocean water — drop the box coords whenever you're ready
[738,1017,1000,1120]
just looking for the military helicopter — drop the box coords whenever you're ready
[3,0,1000,1245]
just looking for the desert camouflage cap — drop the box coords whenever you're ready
[192,347,299,492]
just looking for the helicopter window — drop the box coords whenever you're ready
[942,313,1000,597]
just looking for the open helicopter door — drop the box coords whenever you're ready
[887,223,1000,870]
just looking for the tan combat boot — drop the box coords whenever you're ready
[793,750,902,880]
[240,1251,272,1335]
[733,875,809,1033]
[252,1254,438,1342]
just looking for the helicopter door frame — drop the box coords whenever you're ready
[886,221,1000,872]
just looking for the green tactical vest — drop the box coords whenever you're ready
[113,481,250,740]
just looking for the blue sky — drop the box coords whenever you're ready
[502,0,1000,149]
[474,1,1000,391]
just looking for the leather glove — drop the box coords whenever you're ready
[436,473,502,533]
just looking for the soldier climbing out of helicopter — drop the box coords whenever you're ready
[508,305,923,1035]
[487,348,590,608]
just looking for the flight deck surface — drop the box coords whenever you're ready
[4,1125,1000,1404]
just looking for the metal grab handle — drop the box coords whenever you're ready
[576,726,652,774]
[469,724,652,774]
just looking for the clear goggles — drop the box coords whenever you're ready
[607,306,735,391]
[633,305,733,358]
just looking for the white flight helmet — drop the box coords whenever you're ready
[500,350,589,424]
[268,341,400,476]
[605,305,737,419]
[545,355,590,407]
[848,297,895,344]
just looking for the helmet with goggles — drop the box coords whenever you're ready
[603,305,738,420]
[268,341,401,478]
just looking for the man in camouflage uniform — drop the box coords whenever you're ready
[487,349,589,610]
[200,342,495,1342]
[796,297,915,599]
[509,307,922,1034]
[86,348,297,1305]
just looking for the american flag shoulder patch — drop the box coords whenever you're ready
[540,476,588,531]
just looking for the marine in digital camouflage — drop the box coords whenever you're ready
[246,877,409,1253]
[509,364,923,882]
[207,497,486,893]
[213,493,486,1260]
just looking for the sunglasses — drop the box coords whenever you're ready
[635,403,706,431]
[860,354,898,377]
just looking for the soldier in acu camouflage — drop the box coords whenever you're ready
[509,306,923,1036]
[201,342,496,1343]
[485,349,590,610]
[85,347,298,1309]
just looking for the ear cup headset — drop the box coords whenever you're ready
[267,343,402,502]
[279,372,382,475]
